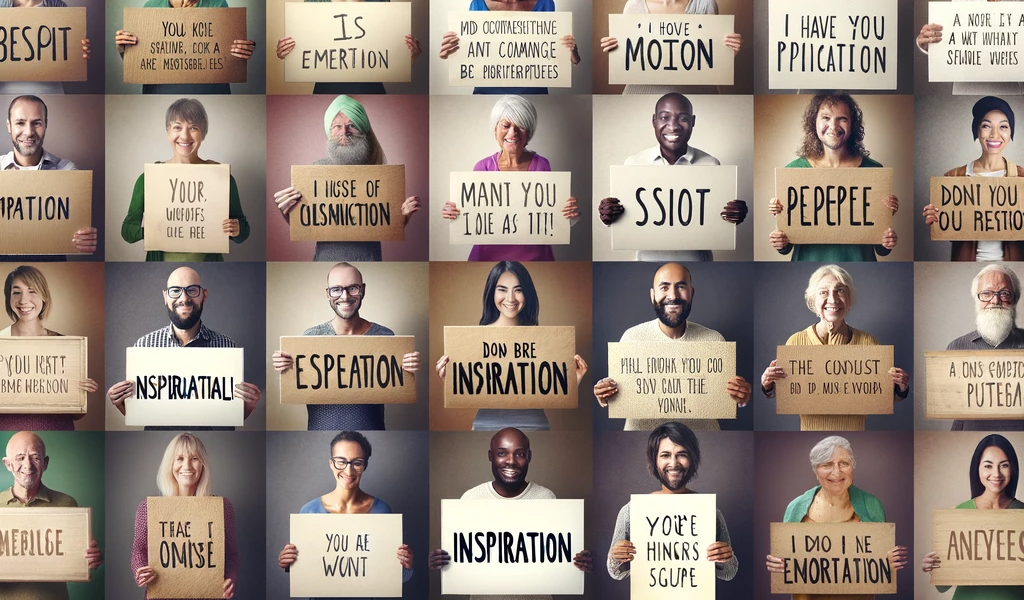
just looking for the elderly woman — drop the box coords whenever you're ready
[923,96,1024,261]
[765,436,908,599]
[121,98,250,261]
[132,433,239,598]
[441,95,579,261]
[760,264,910,431]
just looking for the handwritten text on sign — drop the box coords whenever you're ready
[774,167,893,245]
[441,499,584,595]
[630,494,715,599]
[768,0,897,90]
[279,335,415,405]
[608,15,734,86]
[0,336,86,414]
[0,7,86,82]
[928,177,1024,241]
[289,513,403,598]
[449,171,570,245]
[610,165,736,251]
[291,165,405,243]
[925,350,1024,420]
[928,3,1024,82]
[770,522,896,594]
[931,509,1024,586]
[0,507,90,583]
[607,341,736,420]
[448,11,572,88]
[284,2,411,83]
[0,169,92,255]
[147,496,224,600]
[123,8,246,85]
[143,163,230,254]
[125,347,244,428]
[443,326,577,409]
[775,345,894,415]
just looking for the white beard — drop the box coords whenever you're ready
[324,136,372,165]
[976,305,1017,347]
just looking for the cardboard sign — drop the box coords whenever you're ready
[775,345,894,415]
[928,177,1024,241]
[289,513,403,598]
[770,522,896,594]
[629,494,716,599]
[610,165,737,251]
[443,326,578,409]
[928,3,1024,82]
[607,341,736,420]
[607,14,734,86]
[447,11,572,88]
[122,8,247,85]
[448,171,571,246]
[440,499,584,595]
[768,0,898,90]
[143,163,230,254]
[0,507,90,582]
[283,2,411,83]
[279,335,416,405]
[0,8,87,82]
[124,347,244,428]
[774,167,894,245]
[0,336,86,414]
[290,165,406,243]
[925,350,1024,420]
[931,509,1024,585]
[0,169,92,255]
[146,497,225,600]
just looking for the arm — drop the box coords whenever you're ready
[131,501,153,585]
[121,173,146,244]
[223,498,240,586]
[227,176,250,245]
[714,509,738,581]
[607,504,632,580]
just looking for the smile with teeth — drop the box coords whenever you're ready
[985,140,1003,148]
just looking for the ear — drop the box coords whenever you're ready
[525,449,532,464]
[5,120,10,134]
[41,456,48,473]
[650,288,656,305]
[201,288,209,303]
[487,450,494,462]
[1,457,10,473]
[691,114,697,128]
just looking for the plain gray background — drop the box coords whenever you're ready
[265,431,430,599]
[753,262,916,431]
[104,432,267,600]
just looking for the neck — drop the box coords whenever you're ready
[497,149,529,169]
[331,314,367,335]
[176,483,198,496]
[816,146,851,168]
[975,155,1006,173]
[10,320,46,336]
[656,484,689,494]
[657,319,687,339]
[491,479,528,499]
[660,144,688,165]
[13,150,43,167]
[167,154,204,165]
[491,315,519,327]
[12,0,43,6]
[815,320,846,342]
[819,486,851,506]
[977,490,1012,509]
[12,481,41,503]
[327,486,368,511]
[172,321,202,346]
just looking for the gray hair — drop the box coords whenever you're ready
[804,264,856,314]
[165,98,209,137]
[809,436,856,473]
[971,264,1021,303]
[489,95,537,143]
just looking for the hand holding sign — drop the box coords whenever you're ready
[918,23,943,50]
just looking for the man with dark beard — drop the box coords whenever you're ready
[593,262,751,431]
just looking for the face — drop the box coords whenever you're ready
[977,110,1011,157]
[167,117,203,160]
[979,445,1013,496]
[494,271,525,322]
[8,277,43,323]
[815,446,854,496]
[172,447,204,493]
[650,264,693,328]
[488,430,530,486]
[329,112,365,145]
[495,117,528,156]
[7,99,46,159]
[163,268,206,330]
[2,433,46,491]
[327,266,364,320]
[655,437,691,491]
[653,96,694,156]
[330,440,366,491]
[815,101,851,152]
[814,274,850,324]
[976,271,1016,311]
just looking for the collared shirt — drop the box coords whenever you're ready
[0,483,77,508]
[946,327,1024,351]
[133,321,236,348]
[0,149,76,171]
[624,144,721,166]
[0,485,78,600]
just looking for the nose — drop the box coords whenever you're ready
[827,289,840,303]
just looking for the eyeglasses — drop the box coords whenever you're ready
[327,284,365,299]
[165,285,204,299]
[816,460,852,473]
[978,290,1015,303]
[330,457,366,471]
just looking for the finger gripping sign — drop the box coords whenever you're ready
[448,171,571,245]
[290,165,406,243]
[125,347,244,427]
[123,7,247,84]
[629,494,716,599]
[447,11,572,88]
[0,7,87,81]
[925,350,1024,420]
[770,522,897,594]
[607,14,734,86]
[774,167,893,245]
[147,497,225,599]
[0,169,93,255]
[143,163,231,254]
[928,177,1024,241]
[0,336,87,414]
[928,3,1024,82]
[279,335,416,405]
[0,507,91,582]
[775,345,894,415]
[931,509,1024,585]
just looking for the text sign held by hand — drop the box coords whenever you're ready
[607,14,734,86]
[449,171,571,245]
[0,169,92,255]
[143,163,230,254]
[770,522,896,594]
[147,496,224,599]
[925,350,1024,419]
[775,345,894,415]
[0,7,87,81]
[125,347,244,427]
[774,167,893,244]
[0,507,91,582]
[928,177,1024,241]
[928,3,1024,82]
[279,335,416,405]
[123,8,247,84]
[290,165,406,243]
[630,494,716,600]
[931,509,1024,585]
[0,336,86,414]
[447,11,572,87]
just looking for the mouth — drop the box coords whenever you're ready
[663,134,681,142]
[985,139,1004,149]
[176,140,195,151]
[823,304,843,315]
[16,306,35,316]
[500,468,521,478]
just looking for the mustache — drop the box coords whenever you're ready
[661,299,685,306]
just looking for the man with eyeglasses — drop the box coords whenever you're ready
[272,262,420,430]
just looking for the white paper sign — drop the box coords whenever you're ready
[928,2,1024,82]
[630,494,717,599]
[125,347,244,427]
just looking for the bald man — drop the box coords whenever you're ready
[0,431,103,600]
[272,262,420,430]
[593,263,752,431]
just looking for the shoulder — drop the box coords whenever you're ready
[530,154,552,171]
[624,146,659,165]
[221,496,235,514]
[142,0,167,6]
[622,0,647,13]
[783,487,817,522]
[946,331,981,350]
[201,324,236,347]
[460,482,493,499]
[620,320,658,341]
[785,157,811,168]
[303,322,334,336]
[299,497,325,513]
[685,321,725,341]
[688,146,721,166]
[205,0,229,6]
[370,497,394,513]
[135,499,149,519]
[367,322,396,336]
[47,487,78,507]
[527,482,556,499]
[785,327,814,345]
[850,486,885,521]
[955,498,977,509]
[473,154,499,171]
[849,327,880,345]
[944,165,968,177]
[468,0,488,10]
[859,156,884,168]
[135,327,169,347]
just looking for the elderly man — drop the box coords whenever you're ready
[594,263,751,431]
[1,431,103,600]
[271,262,420,430]
[106,266,261,429]
[272,95,420,261]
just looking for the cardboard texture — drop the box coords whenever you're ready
[124,347,244,427]
[925,350,1024,420]
[122,7,247,84]
[283,2,412,83]
[607,341,736,420]
[290,165,406,243]
[440,499,585,595]
[442,326,578,409]
[0,336,87,414]
[143,163,231,254]
[928,176,1024,241]
[447,11,573,88]
[767,0,898,90]
[607,14,734,86]
[448,171,571,246]
[629,494,716,599]
[289,513,403,598]
[609,165,737,251]
[775,345,894,415]
[0,8,87,81]
[146,496,225,599]
[928,3,1024,82]
[0,507,91,582]
[279,335,416,405]
[930,509,1024,585]
[0,169,92,255]
[774,167,894,244]
[770,522,897,594]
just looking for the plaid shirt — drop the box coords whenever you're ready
[133,321,236,348]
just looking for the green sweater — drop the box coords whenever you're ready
[783,485,886,523]
[936,498,1024,599]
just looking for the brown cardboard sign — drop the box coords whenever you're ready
[448,171,571,246]
[607,341,736,420]
[146,496,225,599]
[122,7,247,85]
[0,8,87,82]
[0,169,92,255]
[928,3,1024,83]
[0,336,87,414]
[931,509,1024,585]
[774,167,894,244]
[279,335,415,405]
[770,522,897,594]
[925,350,1024,420]
[143,163,230,254]
[928,177,1024,241]
[443,326,578,409]
[775,345,894,415]
[0,507,91,582]
[607,14,734,86]
[290,165,406,243]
